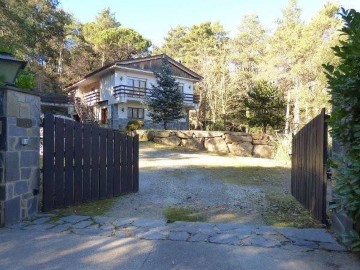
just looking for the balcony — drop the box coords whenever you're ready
[113,85,200,104]
[82,90,100,105]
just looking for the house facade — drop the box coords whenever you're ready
[64,54,202,130]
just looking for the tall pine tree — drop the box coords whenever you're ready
[146,57,184,130]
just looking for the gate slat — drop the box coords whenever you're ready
[54,117,65,208]
[133,134,139,192]
[82,124,92,202]
[74,121,83,204]
[126,136,134,193]
[106,130,114,197]
[43,114,55,211]
[64,120,74,206]
[120,134,128,193]
[91,126,100,200]
[113,132,121,196]
[99,128,107,199]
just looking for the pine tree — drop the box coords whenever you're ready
[146,57,184,130]
[244,80,286,133]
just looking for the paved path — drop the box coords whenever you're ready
[1,214,359,269]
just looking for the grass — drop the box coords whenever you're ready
[164,207,206,223]
[262,190,322,228]
[48,197,118,218]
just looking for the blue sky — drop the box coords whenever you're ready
[60,0,360,46]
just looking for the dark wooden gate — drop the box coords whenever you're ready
[291,108,328,224]
[42,114,139,211]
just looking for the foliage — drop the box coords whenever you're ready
[323,8,360,250]
[126,120,144,132]
[82,8,151,66]
[15,68,35,89]
[244,80,286,133]
[145,57,184,130]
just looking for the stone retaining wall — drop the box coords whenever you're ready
[136,130,275,159]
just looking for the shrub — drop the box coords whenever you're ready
[126,120,144,131]
[323,8,360,251]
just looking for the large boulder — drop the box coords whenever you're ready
[204,137,229,153]
[225,133,252,144]
[253,145,274,159]
[176,131,193,139]
[252,133,265,140]
[154,131,173,138]
[252,139,268,145]
[153,135,181,146]
[181,138,204,150]
[228,142,253,157]
[193,131,224,138]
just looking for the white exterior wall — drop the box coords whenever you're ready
[100,73,115,104]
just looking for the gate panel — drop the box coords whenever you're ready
[291,108,328,224]
[42,114,139,211]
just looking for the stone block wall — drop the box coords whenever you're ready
[0,86,40,226]
[136,130,275,159]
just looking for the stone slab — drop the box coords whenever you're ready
[209,234,240,245]
[169,231,189,241]
[60,215,90,224]
[72,220,93,229]
[276,228,337,244]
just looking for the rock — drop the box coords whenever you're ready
[32,217,50,225]
[193,131,223,138]
[276,228,337,244]
[60,215,90,224]
[181,138,204,150]
[132,219,166,227]
[154,136,181,147]
[252,139,268,145]
[228,142,253,156]
[135,130,150,141]
[204,137,229,153]
[72,220,93,229]
[209,234,240,245]
[225,134,252,144]
[252,134,265,140]
[176,131,193,139]
[147,131,156,141]
[154,131,172,138]
[169,231,189,241]
[188,233,209,242]
[252,145,274,159]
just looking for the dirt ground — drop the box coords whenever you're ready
[108,142,320,227]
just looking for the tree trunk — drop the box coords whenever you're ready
[293,83,300,133]
[285,88,291,134]
[164,121,167,130]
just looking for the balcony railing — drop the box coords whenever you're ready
[83,90,100,105]
[113,85,200,104]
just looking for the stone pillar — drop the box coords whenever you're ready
[0,86,41,226]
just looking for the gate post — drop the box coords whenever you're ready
[0,86,41,226]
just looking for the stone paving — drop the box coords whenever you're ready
[9,214,346,252]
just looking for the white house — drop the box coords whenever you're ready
[64,54,202,130]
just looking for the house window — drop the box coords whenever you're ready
[177,84,184,93]
[128,78,146,97]
[128,107,144,119]
[101,108,108,124]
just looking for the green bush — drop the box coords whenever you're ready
[323,8,360,251]
[126,120,144,131]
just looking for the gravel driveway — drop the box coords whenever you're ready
[108,142,298,225]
